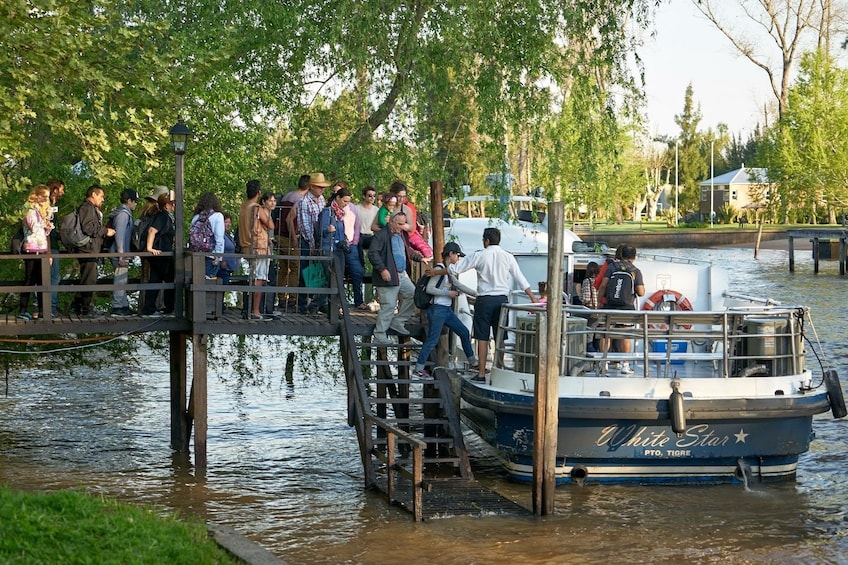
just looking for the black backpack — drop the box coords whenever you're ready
[605,261,636,308]
[59,208,91,250]
[413,265,446,310]
[131,214,156,252]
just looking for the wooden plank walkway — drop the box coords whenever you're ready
[0,307,379,338]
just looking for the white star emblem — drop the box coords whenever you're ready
[734,429,748,443]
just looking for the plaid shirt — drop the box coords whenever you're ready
[296,191,324,248]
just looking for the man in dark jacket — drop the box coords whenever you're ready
[72,185,115,316]
[367,211,418,342]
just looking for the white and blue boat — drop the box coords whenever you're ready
[443,197,846,484]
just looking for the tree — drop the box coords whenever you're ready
[674,84,708,215]
[759,50,848,223]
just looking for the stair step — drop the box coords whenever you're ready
[358,360,417,367]
[357,342,421,349]
[383,418,450,425]
[363,378,446,386]
[370,397,444,405]
[374,437,456,445]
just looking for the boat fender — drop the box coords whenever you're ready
[734,458,753,483]
[570,464,589,485]
[669,380,687,435]
[642,289,693,330]
[824,369,847,419]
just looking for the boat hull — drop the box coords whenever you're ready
[461,380,830,484]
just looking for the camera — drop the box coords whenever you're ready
[339,240,351,254]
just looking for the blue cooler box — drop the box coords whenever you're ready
[650,340,687,364]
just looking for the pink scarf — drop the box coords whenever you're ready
[330,199,346,220]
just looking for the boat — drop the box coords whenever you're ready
[440,196,846,484]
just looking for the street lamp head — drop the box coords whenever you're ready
[169,118,193,155]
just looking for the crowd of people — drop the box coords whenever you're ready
[10,173,438,323]
[15,174,587,383]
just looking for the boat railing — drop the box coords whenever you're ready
[495,303,807,379]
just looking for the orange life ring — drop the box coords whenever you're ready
[641,289,693,330]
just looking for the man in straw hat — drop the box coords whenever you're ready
[295,172,331,314]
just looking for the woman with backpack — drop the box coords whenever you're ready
[412,242,478,379]
[189,192,225,280]
[17,185,54,320]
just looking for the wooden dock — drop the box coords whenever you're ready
[0,249,524,521]
[786,228,848,274]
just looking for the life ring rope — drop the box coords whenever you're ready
[642,289,693,329]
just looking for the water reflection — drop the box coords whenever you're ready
[0,248,846,564]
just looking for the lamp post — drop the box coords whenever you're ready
[674,140,679,227]
[709,139,714,228]
[169,118,193,315]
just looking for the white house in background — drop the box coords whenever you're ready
[699,166,771,218]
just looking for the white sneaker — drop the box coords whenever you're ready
[620,363,634,375]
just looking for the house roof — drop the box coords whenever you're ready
[699,167,769,187]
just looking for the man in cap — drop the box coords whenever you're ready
[108,189,139,315]
[295,172,331,313]
[413,241,478,378]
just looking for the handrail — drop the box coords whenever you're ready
[363,413,426,522]
[495,302,807,379]
[0,249,340,320]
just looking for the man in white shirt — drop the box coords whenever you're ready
[449,227,538,380]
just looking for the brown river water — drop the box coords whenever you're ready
[1,247,846,564]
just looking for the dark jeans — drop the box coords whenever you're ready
[20,253,46,314]
[416,303,475,370]
[142,257,175,314]
[75,258,98,313]
[50,247,60,312]
[343,244,364,306]
[298,238,311,310]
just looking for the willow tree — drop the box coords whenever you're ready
[3,0,658,212]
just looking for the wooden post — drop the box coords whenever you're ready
[841,236,846,276]
[788,236,795,273]
[192,333,208,468]
[170,330,188,451]
[754,219,764,259]
[532,313,548,515]
[533,201,564,516]
[430,181,445,256]
[429,181,452,368]
[813,238,820,274]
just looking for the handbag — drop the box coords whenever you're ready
[303,261,328,287]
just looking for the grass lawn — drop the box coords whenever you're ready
[0,486,236,564]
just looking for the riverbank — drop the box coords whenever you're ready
[575,226,789,250]
[0,486,238,564]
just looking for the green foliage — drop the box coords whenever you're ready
[1,0,659,224]
[660,206,678,227]
[759,50,848,224]
[716,202,739,225]
[0,487,235,564]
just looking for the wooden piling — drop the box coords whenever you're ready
[170,331,189,452]
[533,201,564,516]
[192,333,208,468]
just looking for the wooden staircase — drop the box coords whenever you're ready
[335,267,527,520]
[356,339,472,479]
